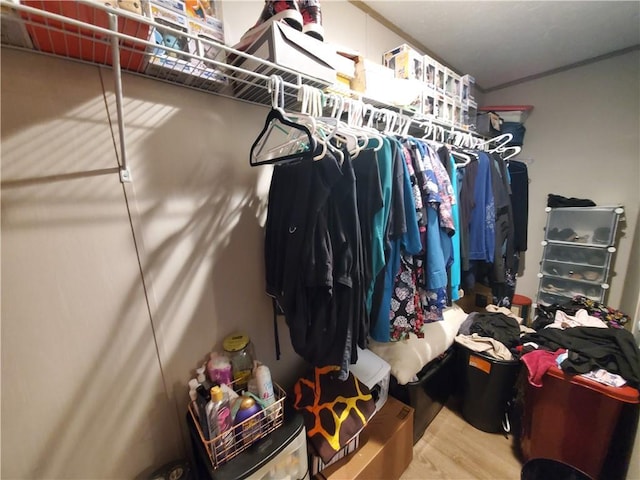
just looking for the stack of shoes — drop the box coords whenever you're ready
[237,0,324,50]
[299,0,324,41]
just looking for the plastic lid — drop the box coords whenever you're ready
[223,333,250,352]
[188,378,199,390]
[210,386,223,402]
[546,365,639,403]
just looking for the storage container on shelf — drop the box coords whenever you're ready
[478,104,534,124]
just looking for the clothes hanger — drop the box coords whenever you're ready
[497,145,522,161]
[475,132,514,152]
[250,76,316,167]
[420,119,435,141]
[352,102,383,151]
[450,150,472,167]
[324,95,362,158]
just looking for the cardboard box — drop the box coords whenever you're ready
[383,43,423,82]
[334,45,359,80]
[445,68,461,100]
[22,0,149,72]
[309,434,360,477]
[148,0,187,15]
[461,74,476,103]
[351,59,394,98]
[318,396,414,480]
[144,3,203,81]
[423,55,437,89]
[229,22,340,103]
[434,61,446,93]
[455,282,493,313]
[422,87,436,117]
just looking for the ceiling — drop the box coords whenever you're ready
[358,1,640,91]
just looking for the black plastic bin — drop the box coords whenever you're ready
[521,458,593,480]
[456,343,521,433]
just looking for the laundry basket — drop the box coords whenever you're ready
[456,343,521,433]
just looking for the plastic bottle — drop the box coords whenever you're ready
[195,384,212,440]
[188,378,200,409]
[207,386,234,463]
[254,364,275,407]
[207,352,233,386]
[196,366,207,384]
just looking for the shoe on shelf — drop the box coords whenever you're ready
[239,0,303,47]
[298,0,324,41]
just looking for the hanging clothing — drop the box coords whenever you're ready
[370,139,421,342]
[468,151,495,263]
[508,160,529,253]
[352,144,384,340]
[366,138,393,315]
[264,150,365,378]
[448,153,462,301]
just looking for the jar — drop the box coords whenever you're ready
[222,333,255,391]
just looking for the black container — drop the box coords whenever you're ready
[389,346,456,444]
[456,343,521,433]
[521,458,593,480]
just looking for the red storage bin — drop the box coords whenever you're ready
[520,365,639,480]
[21,1,150,72]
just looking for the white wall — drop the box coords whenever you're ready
[0,3,415,478]
[0,48,306,479]
[484,50,640,310]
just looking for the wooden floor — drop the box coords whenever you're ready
[400,396,524,480]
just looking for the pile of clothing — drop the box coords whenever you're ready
[454,296,639,390]
[520,296,639,389]
[455,304,534,360]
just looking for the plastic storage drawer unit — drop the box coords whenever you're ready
[537,206,623,307]
[188,408,309,480]
[520,365,639,480]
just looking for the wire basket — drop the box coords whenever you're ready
[188,383,286,469]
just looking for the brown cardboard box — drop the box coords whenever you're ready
[317,396,414,480]
[455,282,493,313]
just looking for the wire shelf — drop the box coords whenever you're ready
[1,0,489,177]
[188,382,286,470]
[0,0,331,108]
[0,0,491,126]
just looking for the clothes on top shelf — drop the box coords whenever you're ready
[263,134,528,378]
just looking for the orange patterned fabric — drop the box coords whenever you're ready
[293,365,375,463]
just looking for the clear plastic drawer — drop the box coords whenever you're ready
[544,206,622,247]
[537,276,605,306]
[542,244,612,269]
[541,260,606,284]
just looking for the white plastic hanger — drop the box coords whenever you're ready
[498,145,522,161]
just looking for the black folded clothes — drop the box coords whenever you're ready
[547,194,596,208]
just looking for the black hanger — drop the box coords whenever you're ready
[249,107,317,167]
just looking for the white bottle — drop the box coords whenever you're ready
[196,366,207,384]
[254,364,275,407]
[188,379,199,401]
